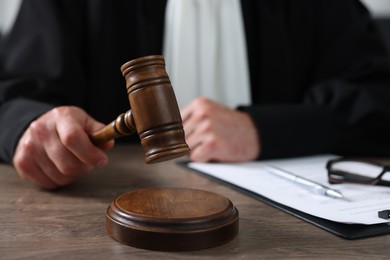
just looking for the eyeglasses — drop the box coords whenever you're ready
[326,158,390,186]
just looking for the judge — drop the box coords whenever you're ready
[0,0,389,189]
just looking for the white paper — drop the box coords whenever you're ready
[188,155,390,225]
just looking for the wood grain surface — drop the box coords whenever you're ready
[0,145,389,259]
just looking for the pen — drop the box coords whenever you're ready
[263,165,346,200]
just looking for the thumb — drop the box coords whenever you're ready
[84,115,115,150]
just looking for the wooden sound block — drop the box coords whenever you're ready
[106,187,239,251]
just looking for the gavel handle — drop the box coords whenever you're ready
[89,110,136,146]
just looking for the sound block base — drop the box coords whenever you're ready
[106,187,239,251]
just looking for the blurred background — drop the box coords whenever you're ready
[0,0,389,50]
[361,0,390,50]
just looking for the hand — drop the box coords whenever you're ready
[181,97,260,162]
[13,106,114,190]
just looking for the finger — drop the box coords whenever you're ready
[181,97,211,122]
[182,109,204,139]
[186,119,219,162]
[15,132,78,188]
[189,135,220,162]
[57,116,111,167]
[182,98,218,136]
[13,144,59,190]
[181,108,195,139]
[34,146,78,187]
[35,124,94,177]
[180,102,194,123]
[186,119,232,162]
[28,113,95,177]
[46,141,92,177]
[185,116,214,150]
[44,135,94,177]
[23,161,60,190]
[86,119,115,150]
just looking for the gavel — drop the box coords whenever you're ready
[89,55,190,163]
[88,55,238,251]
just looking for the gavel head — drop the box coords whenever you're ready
[120,55,190,164]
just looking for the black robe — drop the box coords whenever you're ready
[1,0,390,163]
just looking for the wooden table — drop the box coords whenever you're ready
[1,145,389,259]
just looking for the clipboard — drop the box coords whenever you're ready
[178,161,390,240]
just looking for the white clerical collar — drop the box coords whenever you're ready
[0,0,23,37]
[163,0,251,109]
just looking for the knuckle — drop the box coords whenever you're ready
[29,120,48,140]
[52,106,70,116]
[19,135,36,152]
[202,120,214,132]
[194,97,211,108]
[55,105,84,116]
[13,140,35,169]
[51,106,79,120]
[13,154,30,173]
[194,97,208,105]
[61,128,79,147]
[194,105,213,120]
[204,138,218,151]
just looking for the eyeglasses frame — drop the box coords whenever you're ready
[326,157,390,186]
